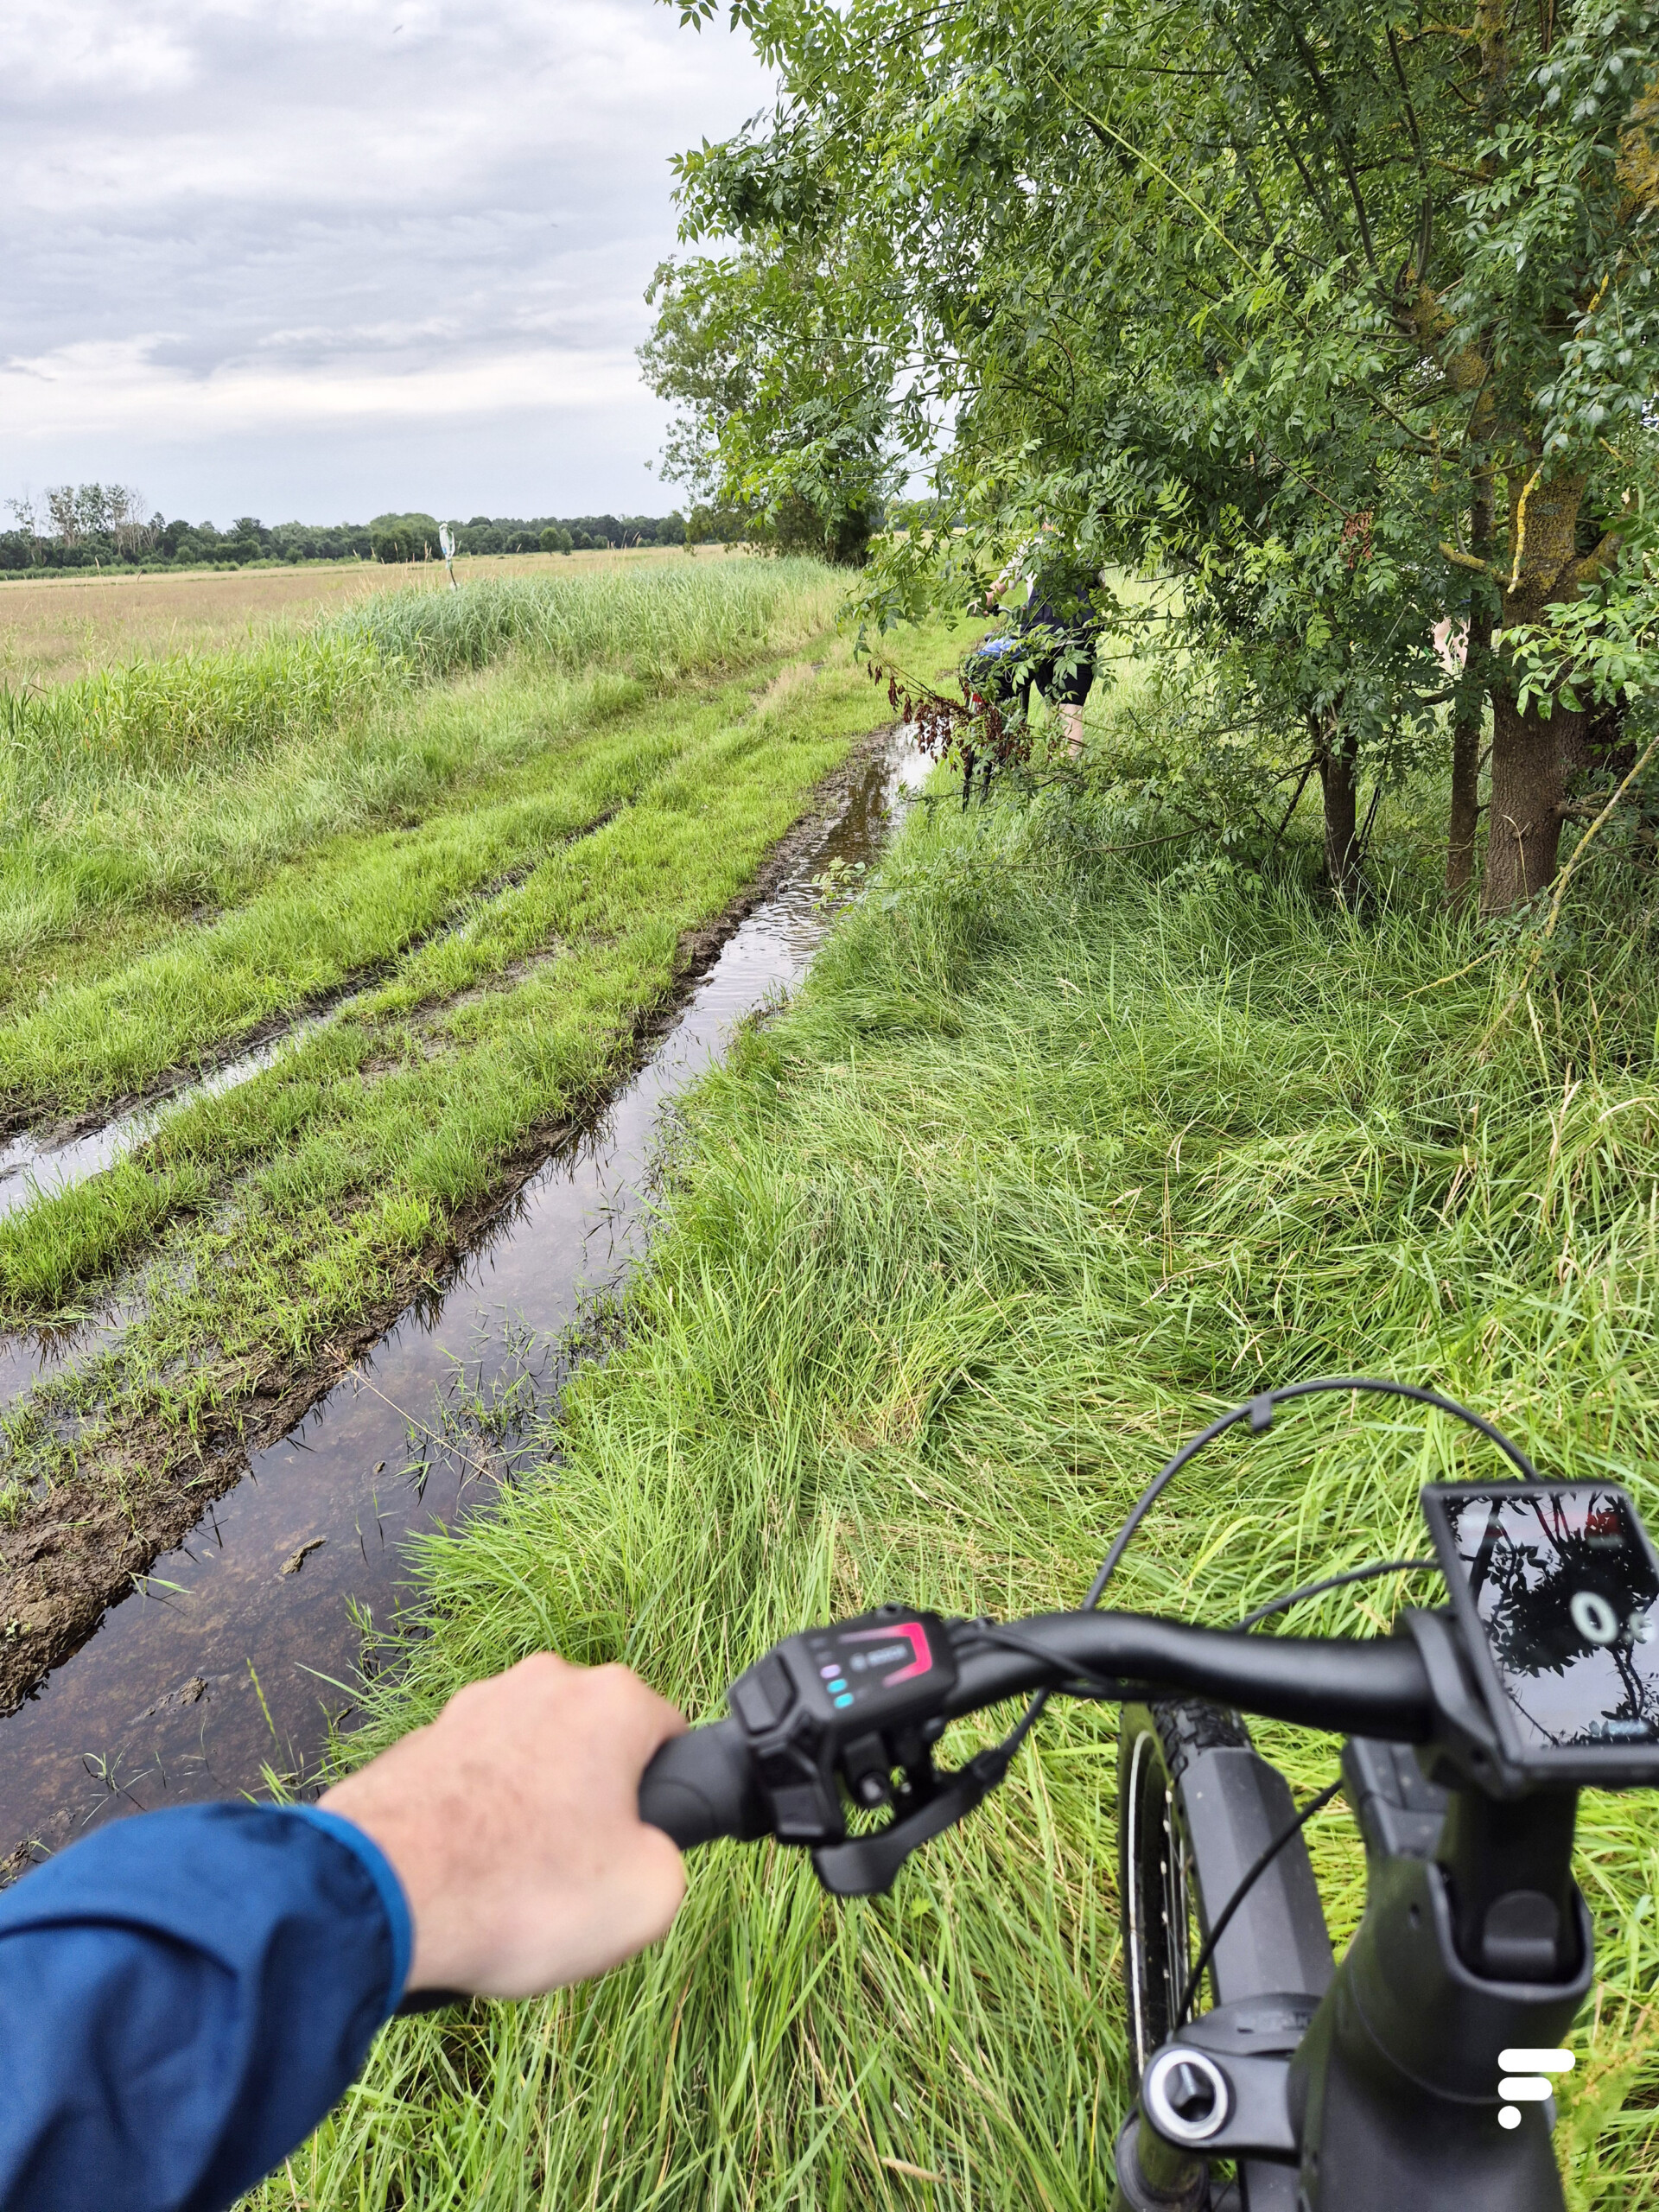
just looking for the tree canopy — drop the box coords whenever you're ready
[641,244,899,563]
[653,0,1659,907]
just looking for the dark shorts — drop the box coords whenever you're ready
[1024,619,1096,707]
[1030,650,1095,707]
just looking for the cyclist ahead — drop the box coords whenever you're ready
[981,519,1108,757]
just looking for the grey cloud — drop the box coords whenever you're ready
[0,0,771,518]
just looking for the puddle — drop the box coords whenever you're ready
[0,1028,316,1226]
[0,1309,131,1424]
[0,735,931,1870]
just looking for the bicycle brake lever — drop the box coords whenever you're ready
[810,1745,1012,1896]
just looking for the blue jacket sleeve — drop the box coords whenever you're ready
[0,1801,412,2212]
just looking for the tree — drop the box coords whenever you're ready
[668,0,1658,906]
[107,486,156,556]
[45,485,84,546]
[1439,2,1659,908]
[38,481,153,558]
[641,234,900,565]
[369,512,442,562]
[3,493,44,564]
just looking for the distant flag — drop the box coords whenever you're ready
[439,524,458,590]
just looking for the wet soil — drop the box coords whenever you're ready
[0,823,616,1163]
[0,732,927,1869]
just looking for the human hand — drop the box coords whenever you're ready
[321,1653,687,1999]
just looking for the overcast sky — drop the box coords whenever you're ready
[0,0,772,527]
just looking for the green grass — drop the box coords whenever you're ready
[330,565,820,682]
[0,685,680,1113]
[260,776,1659,2209]
[0,622,972,1519]
[0,562,841,982]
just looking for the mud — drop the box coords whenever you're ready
[0,731,927,1863]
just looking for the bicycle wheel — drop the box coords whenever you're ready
[1118,1697,1251,2083]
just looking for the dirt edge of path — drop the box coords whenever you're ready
[0,727,904,1717]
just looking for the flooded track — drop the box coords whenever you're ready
[0,736,929,1872]
[0,1034,309,1225]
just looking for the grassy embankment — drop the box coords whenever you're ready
[0,566,963,1547]
[270,749,1659,2208]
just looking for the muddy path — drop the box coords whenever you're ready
[0,817,620,1166]
[0,733,925,1794]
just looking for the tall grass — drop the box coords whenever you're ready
[0,562,842,975]
[1,562,836,807]
[0,632,385,810]
[334,561,840,683]
[264,784,1659,2210]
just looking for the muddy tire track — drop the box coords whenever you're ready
[0,732,899,1717]
[0,808,624,1154]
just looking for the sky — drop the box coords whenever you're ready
[0,0,772,527]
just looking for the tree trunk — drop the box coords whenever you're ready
[1554,703,1591,783]
[1480,467,1585,916]
[1482,687,1568,909]
[1446,474,1494,909]
[1313,709,1361,899]
[1446,714,1483,907]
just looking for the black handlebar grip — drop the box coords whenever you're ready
[639,1718,769,1851]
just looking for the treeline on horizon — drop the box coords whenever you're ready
[0,498,701,575]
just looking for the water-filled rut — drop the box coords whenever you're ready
[0,736,928,1873]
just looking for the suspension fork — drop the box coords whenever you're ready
[1117,1712,1334,2211]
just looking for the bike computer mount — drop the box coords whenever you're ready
[1417,1479,1659,1793]
[721,1603,1001,1896]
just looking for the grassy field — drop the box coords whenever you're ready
[264,753,1659,2209]
[0,545,727,689]
[0,561,844,1069]
[0,560,973,1711]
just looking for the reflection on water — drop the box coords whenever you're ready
[0,736,929,1869]
[0,1308,130,1419]
[0,1029,316,1226]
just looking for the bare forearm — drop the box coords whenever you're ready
[321,1653,686,1998]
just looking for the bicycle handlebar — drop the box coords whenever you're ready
[944,1610,1433,1734]
[639,1719,771,1848]
[639,1607,1436,1853]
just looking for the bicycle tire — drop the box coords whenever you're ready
[1118,1697,1252,2083]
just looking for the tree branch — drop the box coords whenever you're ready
[1440,541,1503,576]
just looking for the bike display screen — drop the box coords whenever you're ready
[802,1617,946,1716]
[1423,1483,1659,1770]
